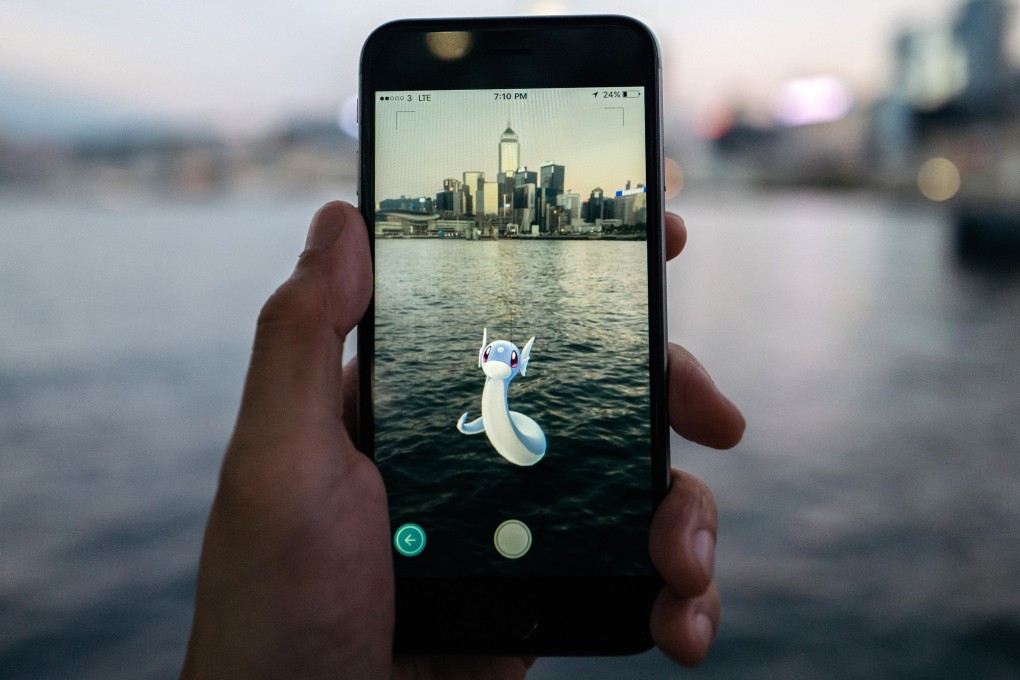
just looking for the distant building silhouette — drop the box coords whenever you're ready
[499,121,519,211]
[956,0,1009,108]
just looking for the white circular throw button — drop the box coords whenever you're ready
[494,519,532,559]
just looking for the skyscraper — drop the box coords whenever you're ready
[499,121,520,177]
[437,178,466,216]
[463,171,484,215]
[557,192,582,223]
[512,167,538,231]
[540,162,565,192]
[499,121,519,210]
[585,187,607,223]
[514,167,538,189]
[538,162,565,232]
[956,0,1008,107]
[481,180,499,217]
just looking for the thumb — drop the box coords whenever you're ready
[290,200,372,344]
[229,202,372,467]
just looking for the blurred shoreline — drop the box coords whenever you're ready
[0,119,358,204]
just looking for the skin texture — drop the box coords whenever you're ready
[180,202,745,679]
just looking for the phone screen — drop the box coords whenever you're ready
[371,86,654,579]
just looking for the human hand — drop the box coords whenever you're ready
[180,202,744,680]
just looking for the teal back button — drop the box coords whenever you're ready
[394,523,426,557]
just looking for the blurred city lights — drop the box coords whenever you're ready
[898,25,968,111]
[664,157,684,199]
[773,75,854,127]
[916,157,961,201]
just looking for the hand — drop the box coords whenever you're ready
[180,202,744,679]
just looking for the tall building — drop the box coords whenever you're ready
[499,121,520,178]
[514,167,538,189]
[512,183,536,233]
[585,187,609,223]
[482,180,499,217]
[437,178,466,216]
[540,162,565,191]
[956,0,1008,106]
[511,167,538,231]
[614,184,647,228]
[557,192,582,223]
[462,171,484,215]
[892,0,1009,112]
[545,205,567,233]
[499,121,519,210]
[538,162,565,233]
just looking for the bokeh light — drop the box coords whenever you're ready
[664,157,684,199]
[916,157,961,201]
[773,75,854,127]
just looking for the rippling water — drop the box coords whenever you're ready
[2,189,1019,678]
[374,239,652,576]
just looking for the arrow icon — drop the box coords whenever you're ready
[394,523,426,557]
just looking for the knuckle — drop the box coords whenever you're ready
[670,468,718,522]
[256,273,325,338]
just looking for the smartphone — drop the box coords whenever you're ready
[358,15,668,655]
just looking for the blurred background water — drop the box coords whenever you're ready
[3,0,1020,678]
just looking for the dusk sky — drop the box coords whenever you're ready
[0,0,998,138]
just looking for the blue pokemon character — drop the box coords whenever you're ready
[457,328,546,466]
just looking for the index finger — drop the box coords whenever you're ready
[666,212,686,261]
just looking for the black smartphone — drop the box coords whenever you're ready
[357,15,669,655]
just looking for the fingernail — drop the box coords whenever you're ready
[693,529,715,579]
[693,612,714,647]
[305,202,347,250]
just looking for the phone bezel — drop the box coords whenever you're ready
[357,15,670,654]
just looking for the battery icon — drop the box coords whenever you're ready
[623,90,641,98]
